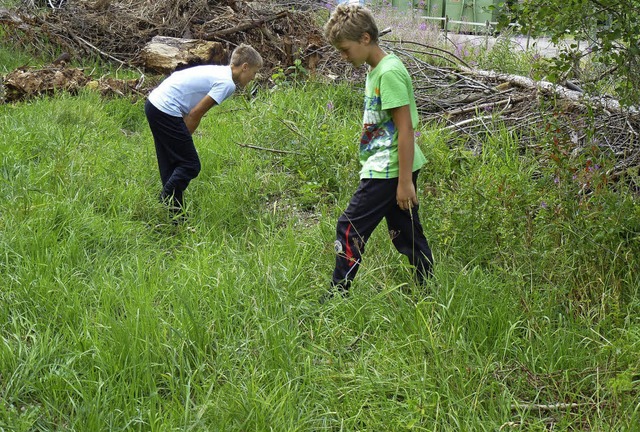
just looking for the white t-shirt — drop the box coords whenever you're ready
[148,65,236,117]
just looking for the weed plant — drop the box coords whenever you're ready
[1,46,639,432]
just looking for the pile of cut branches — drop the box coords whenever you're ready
[0,0,353,101]
[1,0,338,75]
[385,39,640,181]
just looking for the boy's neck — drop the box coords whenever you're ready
[366,45,387,69]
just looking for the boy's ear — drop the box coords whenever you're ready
[360,32,372,44]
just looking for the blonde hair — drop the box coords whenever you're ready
[230,44,263,68]
[323,4,379,46]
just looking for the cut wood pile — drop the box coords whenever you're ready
[0,1,638,184]
[0,0,339,75]
[387,40,640,181]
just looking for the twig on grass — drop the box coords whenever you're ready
[235,141,302,155]
[278,118,309,141]
[510,401,593,411]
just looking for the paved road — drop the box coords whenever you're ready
[447,33,589,58]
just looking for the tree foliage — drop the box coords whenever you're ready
[497,0,640,106]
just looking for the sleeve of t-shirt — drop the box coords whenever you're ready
[379,70,411,111]
[207,80,235,105]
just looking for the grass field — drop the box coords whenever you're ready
[1,35,639,431]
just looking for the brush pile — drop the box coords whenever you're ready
[386,40,640,181]
[0,0,352,101]
[1,0,338,74]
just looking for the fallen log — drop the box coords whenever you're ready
[1,66,145,103]
[460,67,639,117]
[139,36,226,75]
[3,67,90,102]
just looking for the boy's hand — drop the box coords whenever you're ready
[396,181,418,211]
[390,104,418,211]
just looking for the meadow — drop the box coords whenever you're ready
[1,18,640,432]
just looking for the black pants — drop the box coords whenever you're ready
[332,171,433,288]
[145,100,201,209]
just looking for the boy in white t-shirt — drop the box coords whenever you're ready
[145,44,263,221]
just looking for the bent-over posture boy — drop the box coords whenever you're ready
[145,44,263,219]
[323,4,433,297]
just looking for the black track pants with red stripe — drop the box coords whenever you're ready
[332,171,433,289]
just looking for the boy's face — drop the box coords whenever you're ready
[335,33,371,67]
[236,63,260,88]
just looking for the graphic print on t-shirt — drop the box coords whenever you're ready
[360,86,395,175]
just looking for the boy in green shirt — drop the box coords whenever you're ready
[323,4,433,298]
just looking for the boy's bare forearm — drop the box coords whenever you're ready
[183,114,200,134]
[184,95,216,135]
[397,133,414,183]
[391,105,416,183]
[390,105,418,210]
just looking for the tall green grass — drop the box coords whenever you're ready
[1,62,639,431]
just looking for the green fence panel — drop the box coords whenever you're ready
[390,0,445,16]
[419,0,446,18]
[445,0,499,32]
[385,0,500,33]
[390,0,414,10]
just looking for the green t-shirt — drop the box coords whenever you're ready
[359,53,426,179]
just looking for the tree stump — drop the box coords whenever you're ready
[139,36,227,74]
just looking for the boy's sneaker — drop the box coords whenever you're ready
[318,282,350,304]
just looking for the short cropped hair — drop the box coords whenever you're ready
[230,44,263,68]
[324,4,379,46]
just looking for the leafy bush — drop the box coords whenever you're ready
[420,116,640,323]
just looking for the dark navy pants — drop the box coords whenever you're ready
[145,100,201,209]
[332,171,433,289]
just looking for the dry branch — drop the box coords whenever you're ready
[200,10,289,40]
[460,67,640,116]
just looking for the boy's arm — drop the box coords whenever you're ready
[184,95,217,134]
[391,104,418,211]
